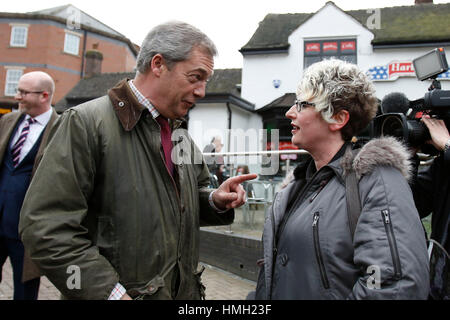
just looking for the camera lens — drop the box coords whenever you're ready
[406,120,430,147]
[381,115,405,138]
[380,114,430,147]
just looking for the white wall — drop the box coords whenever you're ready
[188,102,263,155]
[188,103,228,152]
[242,3,374,109]
[228,105,263,167]
[242,52,298,109]
[292,3,375,72]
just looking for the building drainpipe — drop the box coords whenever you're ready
[80,29,88,78]
[226,102,233,175]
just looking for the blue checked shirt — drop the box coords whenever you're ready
[128,80,160,119]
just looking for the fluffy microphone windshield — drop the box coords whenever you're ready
[381,92,410,114]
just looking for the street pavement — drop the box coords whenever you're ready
[0,258,256,300]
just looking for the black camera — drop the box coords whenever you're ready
[370,48,450,150]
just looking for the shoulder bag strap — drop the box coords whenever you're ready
[345,168,362,241]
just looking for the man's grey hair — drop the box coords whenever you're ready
[136,21,217,73]
[297,59,378,141]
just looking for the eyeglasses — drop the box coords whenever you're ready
[294,100,316,112]
[16,89,44,97]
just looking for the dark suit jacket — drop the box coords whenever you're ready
[0,108,59,281]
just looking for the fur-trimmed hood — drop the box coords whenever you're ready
[281,137,412,188]
[341,136,412,181]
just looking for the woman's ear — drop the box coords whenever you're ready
[329,109,349,132]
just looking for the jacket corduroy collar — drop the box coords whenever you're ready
[108,78,186,132]
[108,78,146,131]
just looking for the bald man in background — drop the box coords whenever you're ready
[0,71,58,299]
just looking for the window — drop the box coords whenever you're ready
[4,69,23,96]
[64,32,80,55]
[10,25,28,47]
[304,39,357,69]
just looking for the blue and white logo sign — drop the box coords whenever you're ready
[367,61,450,81]
[273,79,281,88]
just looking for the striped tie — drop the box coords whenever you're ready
[12,117,36,167]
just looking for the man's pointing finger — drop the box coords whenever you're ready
[229,173,258,184]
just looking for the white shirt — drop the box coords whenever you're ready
[10,108,53,164]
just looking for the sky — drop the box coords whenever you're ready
[2,0,450,68]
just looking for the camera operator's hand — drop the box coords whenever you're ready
[422,115,450,151]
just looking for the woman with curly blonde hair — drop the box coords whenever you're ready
[253,59,429,300]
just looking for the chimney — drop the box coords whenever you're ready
[415,0,433,4]
[84,50,103,78]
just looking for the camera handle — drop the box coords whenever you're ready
[429,77,441,91]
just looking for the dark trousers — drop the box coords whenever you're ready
[0,237,40,300]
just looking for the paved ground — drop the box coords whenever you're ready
[0,258,256,300]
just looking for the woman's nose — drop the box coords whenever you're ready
[285,105,297,119]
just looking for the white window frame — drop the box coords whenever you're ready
[4,68,24,96]
[10,24,29,47]
[64,31,81,55]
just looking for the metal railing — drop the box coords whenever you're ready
[203,149,309,177]
[203,149,433,175]
[202,150,308,157]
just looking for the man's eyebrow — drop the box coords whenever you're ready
[190,67,215,76]
[187,68,214,82]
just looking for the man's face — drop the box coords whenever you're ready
[157,47,214,119]
[214,139,223,152]
[14,76,44,117]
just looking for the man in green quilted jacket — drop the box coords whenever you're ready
[19,21,256,300]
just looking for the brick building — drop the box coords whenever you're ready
[0,4,138,114]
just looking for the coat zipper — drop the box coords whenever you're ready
[381,209,402,280]
[276,171,325,244]
[272,171,331,294]
[312,212,330,289]
[269,202,277,300]
[271,203,277,257]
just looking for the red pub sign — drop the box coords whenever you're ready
[341,41,356,51]
[266,141,299,151]
[305,43,321,53]
[368,61,450,81]
[323,42,338,52]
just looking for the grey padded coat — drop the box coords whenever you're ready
[255,137,429,300]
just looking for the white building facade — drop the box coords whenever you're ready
[241,1,450,109]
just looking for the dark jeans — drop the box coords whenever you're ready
[0,237,40,300]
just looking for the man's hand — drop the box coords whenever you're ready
[422,116,450,151]
[212,173,258,210]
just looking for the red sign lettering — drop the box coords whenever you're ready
[323,42,338,52]
[305,43,321,53]
[266,141,299,151]
[279,141,299,150]
[341,41,355,51]
[388,62,415,76]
